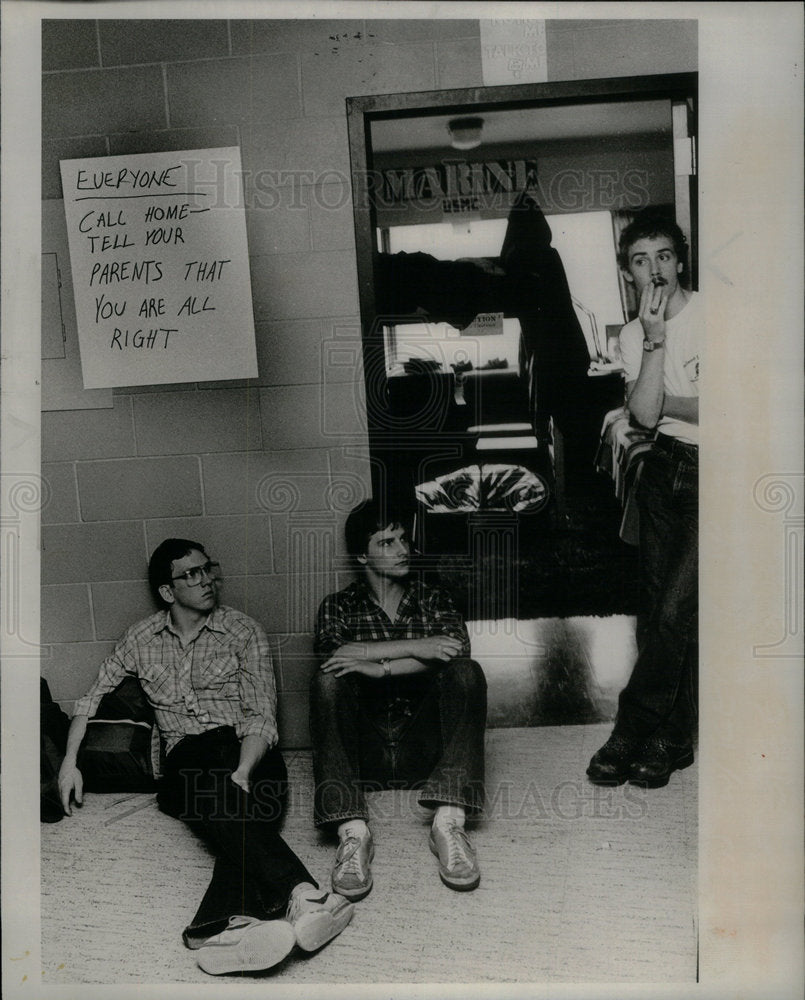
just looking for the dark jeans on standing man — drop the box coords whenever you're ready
[309,658,487,829]
[156,726,316,948]
[616,433,698,745]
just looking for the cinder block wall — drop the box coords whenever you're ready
[41,18,696,746]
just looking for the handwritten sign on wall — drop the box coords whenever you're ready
[59,147,257,388]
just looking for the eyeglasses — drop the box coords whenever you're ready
[171,561,221,587]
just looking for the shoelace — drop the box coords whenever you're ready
[287,888,328,922]
[440,823,474,870]
[336,832,366,878]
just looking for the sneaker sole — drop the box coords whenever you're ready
[429,836,481,891]
[628,749,695,789]
[294,898,355,952]
[331,877,373,902]
[196,921,296,975]
[436,869,481,892]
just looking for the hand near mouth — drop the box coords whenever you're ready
[639,280,668,339]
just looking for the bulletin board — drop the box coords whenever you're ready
[59,147,258,389]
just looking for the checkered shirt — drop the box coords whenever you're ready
[315,576,470,661]
[73,605,277,754]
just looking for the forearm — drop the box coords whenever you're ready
[62,715,89,767]
[236,734,270,778]
[333,639,426,661]
[383,656,433,676]
[662,394,699,425]
[627,355,666,429]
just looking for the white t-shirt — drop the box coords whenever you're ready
[619,291,700,445]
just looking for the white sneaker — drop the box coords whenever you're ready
[286,883,355,952]
[195,915,296,975]
[332,827,375,901]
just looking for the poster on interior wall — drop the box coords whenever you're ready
[480,19,547,85]
[59,147,258,389]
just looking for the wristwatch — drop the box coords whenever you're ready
[643,338,666,352]
[379,658,391,677]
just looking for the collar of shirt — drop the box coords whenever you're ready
[351,575,424,622]
[149,606,229,644]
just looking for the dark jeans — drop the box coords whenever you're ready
[156,726,315,947]
[309,659,487,828]
[616,435,698,744]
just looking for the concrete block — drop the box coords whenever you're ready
[43,19,99,71]
[257,383,366,451]
[90,580,156,641]
[42,463,79,525]
[41,585,94,643]
[40,641,117,703]
[43,137,108,199]
[99,19,229,66]
[565,20,697,80]
[254,319,324,387]
[77,457,202,521]
[117,382,196,394]
[43,521,147,585]
[245,194,311,257]
[109,125,239,156]
[320,319,364,385]
[250,251,359,323]
[327,447,373,519]
[271,511,342,579]
[43,66,167,139]
[309,180,355,252]
[144,514,275,576]
[222,571,335,636]
[133,389,263,456]
[275,632,317,691]
[230,19,365,56]
[166,54,301,128]
[301,42,436,118]
[202,449,331,516]
[366,19,480,44]
[42,396,135,463]
[277,689,311,749]
[240,118,351,178]
[436,37,484,90]
[545,22,577,82]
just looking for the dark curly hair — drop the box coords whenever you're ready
[617,209,688,275]
[148,538,207,608]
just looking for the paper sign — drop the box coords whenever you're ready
[480,19,548,86]
[59,147,257,389]
[462,312,505,337]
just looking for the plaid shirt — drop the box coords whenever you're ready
[315,576,470,662]
[73,605,277,754]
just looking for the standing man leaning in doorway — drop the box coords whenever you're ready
[588,209,700,788]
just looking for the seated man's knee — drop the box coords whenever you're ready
[310,667,341,700]
[442,657,487,697]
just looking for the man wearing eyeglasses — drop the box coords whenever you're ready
[57,537,354,975]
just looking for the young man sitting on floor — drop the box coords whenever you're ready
[310,500,487,900]
[57,537,354,976]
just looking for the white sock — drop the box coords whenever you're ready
[433,805,465,829]
[337,818,368,841]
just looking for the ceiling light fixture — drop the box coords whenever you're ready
[447,117,484,150]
